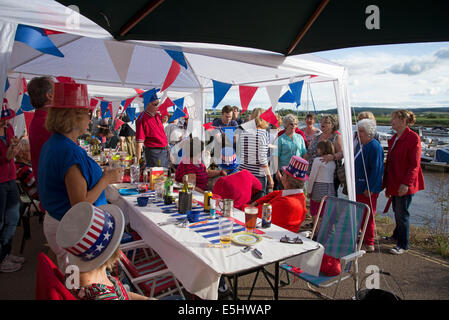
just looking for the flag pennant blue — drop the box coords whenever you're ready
[165,49,188,69]
[125,107,136,123]
[212,80,232,110]
[100,101,109,117]
[168,106,186,123]
[173,98,184,110]
[142,88,160,107]
[14,24,64,57]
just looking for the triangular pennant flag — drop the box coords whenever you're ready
[142,88,160,108]
[203,122,216,132]
[266,85,283,109]
[20,93,34,111]
[110,101,121,121]
[100,100,109,117]
[114,118,125,131]
[125,107,136,123]
[183,106,189,119]
[56,76,75,83]
[161,60,181,92]
[278,89,295,103]
[168,106,186,123]
[222,127,237,145]
[4,78,10,92]
[164,49,188,69]
[240,119,257,133]
[90,98,99,108]
[104,40,135,84]
[14,24,64,57]
[239,85,258,113]
[289,80,304,108]
[158,97,175,118]
[120,96,136,116]
[173,98,184,110]
[212,80,232,110]
[260,107,279,128]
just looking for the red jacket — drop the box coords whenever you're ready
[383,127,425,196]
[254,190,307,233]
[0,125,17,183]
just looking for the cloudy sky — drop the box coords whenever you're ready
[312,41,449,110]
[205,41,449,112]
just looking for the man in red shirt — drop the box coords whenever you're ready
[135,90,170,167]
[27,76,54,183]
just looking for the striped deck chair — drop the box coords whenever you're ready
[118,241,185,299]
[280,195,370,299]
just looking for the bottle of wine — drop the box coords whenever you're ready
[164,171,174,197]
[181,175,189,193]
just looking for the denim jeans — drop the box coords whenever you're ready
[0,180,20,263]
[391,194,414,250]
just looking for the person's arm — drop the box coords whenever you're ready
[127,291,155,300]
[321,134,343,163]
[400,135,421,196]
[136,142,143,164]
[65,165,123,206]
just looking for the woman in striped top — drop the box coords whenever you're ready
[238,108,274,196]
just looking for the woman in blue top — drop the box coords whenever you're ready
[354,118,384,252]
[38,82,123,271]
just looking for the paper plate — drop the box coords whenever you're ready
[118,188,139,196]
[231,232,262,246]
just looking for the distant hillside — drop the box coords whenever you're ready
[309,107,449,115]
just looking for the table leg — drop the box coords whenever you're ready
[233,274,238,300]
[274,262,279,300]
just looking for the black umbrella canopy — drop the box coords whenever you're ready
[56,0,449,55]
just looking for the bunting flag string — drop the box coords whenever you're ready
[114,118,125,131]
[173,97,184,110]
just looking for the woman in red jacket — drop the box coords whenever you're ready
[383,110,425,255]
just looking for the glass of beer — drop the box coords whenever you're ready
[219,217,233,248]
[244,206,258,233]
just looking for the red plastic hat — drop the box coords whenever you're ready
[1,98,16,121]
[51,82,91,109]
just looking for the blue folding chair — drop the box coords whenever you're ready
[280,196,370,299]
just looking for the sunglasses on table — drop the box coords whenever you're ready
[280,235,303,244]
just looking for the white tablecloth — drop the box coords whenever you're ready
[106,184,324,300]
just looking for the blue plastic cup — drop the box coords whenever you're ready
[187,210,200,223]
[137,196,149,207]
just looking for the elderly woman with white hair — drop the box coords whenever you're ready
[273,114,306,190]
[355,118,384,252]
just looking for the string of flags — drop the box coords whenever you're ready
[8,25,316,133]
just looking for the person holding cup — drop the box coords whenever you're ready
[38,82,123,271]
[250,156,308,233]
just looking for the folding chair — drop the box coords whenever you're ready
[35,252,77,300]
[16,180,44,254]
[280,195,370,299]
[118,241,185,299]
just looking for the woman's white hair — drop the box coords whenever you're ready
[282,114,298,128]
[357,118,377,139]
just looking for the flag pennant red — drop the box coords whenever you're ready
[161,60,181,92]
[158,97,175,117]
[183,106,189,119]
[239,85,258,113]
[114,118,125,131]
[203,122,216,131]
[260,107,279,128]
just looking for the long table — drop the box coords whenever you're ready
[106,184,324,300]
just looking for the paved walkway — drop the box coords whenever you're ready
[1,215,448,300]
